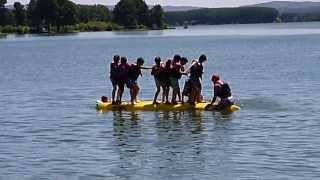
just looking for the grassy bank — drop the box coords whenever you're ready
[0,26,30,34]
[0,21,166,35]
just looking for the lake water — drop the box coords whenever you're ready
[1,22,320,179]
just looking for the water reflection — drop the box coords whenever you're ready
[153,111,207,178]
[109,110,236,179]
[0,33,7,38]
[111,111,144,178]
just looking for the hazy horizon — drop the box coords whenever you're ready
[6,0,320,8]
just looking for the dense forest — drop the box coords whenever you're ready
[0,0,165,34]
[6,0,316,35]
[164,7,279,25]
[280,12,320,22]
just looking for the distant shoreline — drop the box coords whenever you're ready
[2,21,319,36]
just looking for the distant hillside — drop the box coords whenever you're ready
[6,3,201,12]
[160,6,202,12]
[247,1,320,14]
[165,7,279,25]
[106,5,201,12]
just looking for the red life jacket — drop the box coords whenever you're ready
[118,63,130,82]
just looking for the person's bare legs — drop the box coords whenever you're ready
[171,88,177,104]
[117,85,124,104]
[161,86,166,103]
[130,87,135,105]
[153,86,161,104]
[112,85,117,103]
[165,86,170,103]
[131,85,139,105]
[134,85,140,103]
[177,89,182,102]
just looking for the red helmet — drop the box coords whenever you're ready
[211,74,220,82]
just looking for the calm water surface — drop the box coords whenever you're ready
[1,22,320,179]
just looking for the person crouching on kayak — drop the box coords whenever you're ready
[151,57,166,104]
[110,55,120,104]
[206,74,233,110]
[116,56,130,104]
[127,57,150,105]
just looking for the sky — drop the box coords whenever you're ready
[6,0,320,8]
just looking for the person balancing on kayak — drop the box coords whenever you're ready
[151,56,167,104]
[206,74,233,110]
[183,54,207,104]
[116,56,131,104]
[109,55,120,104]
[170,55,188,104]
[127,57,150,105]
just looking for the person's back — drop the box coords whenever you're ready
[186,55,207,104]
[116,57,130,104]
[127,58,145,105]
[169,55,183,104]
[118,58,130,83]
[208,74,233,109]
[190,61,203,80]
[151,57,165,104]
[128,64,140,81]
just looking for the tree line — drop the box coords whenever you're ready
[164,7,279,25]
[0,0,165,34]
[280,12,320,22]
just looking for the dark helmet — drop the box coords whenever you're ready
[173,54,181,62]
[113,55,120,61]
[120,56,127,63]
[137,57,145,65]
[155,56,161,63]
[199,54,207,62]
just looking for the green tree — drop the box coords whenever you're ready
[134,0,149,26]
[113,0,150,28]
[77,5,111,23]
[0,0,7,26]
[56,0,77,32]
[113,0,138,28]
[35,0,59,32]
[150,5,164,29]
[14,2,26,25]
[27,0,41,27]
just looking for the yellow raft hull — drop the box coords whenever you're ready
[96,100,240,113]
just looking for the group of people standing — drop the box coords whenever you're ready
[108,54,233,109]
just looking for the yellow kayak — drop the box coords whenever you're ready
[96,100,240,113]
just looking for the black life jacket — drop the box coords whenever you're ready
[151,64,162,77]
[216,80,232,98]
[110,63,119,79]
[190,62,203,79]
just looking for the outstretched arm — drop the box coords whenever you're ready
[210,85,219,105]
